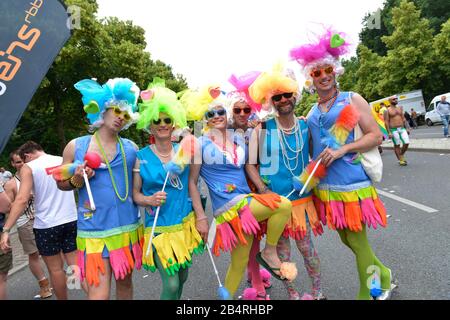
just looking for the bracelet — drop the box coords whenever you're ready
[196,216,208,222]
[69,176,84,189]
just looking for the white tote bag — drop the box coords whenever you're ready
[349,92,383,182]
[354,123,383,182]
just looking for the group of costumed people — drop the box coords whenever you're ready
[48,27,396,301]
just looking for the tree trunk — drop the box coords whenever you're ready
[54,95,66,153]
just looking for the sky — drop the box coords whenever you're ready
[97,0,385,91]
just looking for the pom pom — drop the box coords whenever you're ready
[335,104,359,131]
[305,160,327,179]
[218,286,232,300]
[242,288,258,300]
[51,161,82,181]
[292,176,305,192]
[164,161,184,176]
[279,262,297,281]
[260,268,271,282]
[301,293,315,300]
[84,152,102,169]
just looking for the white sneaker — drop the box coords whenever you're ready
[376,269,398,300]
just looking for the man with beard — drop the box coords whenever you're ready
[246,65,325,300]
[385,96,410,166]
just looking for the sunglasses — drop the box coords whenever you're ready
[152,118,173,125]
[272,92,294,102]
[112,106,131,121]
[205,108,226,119]
[233,107,251,115]
[310,66,334,78]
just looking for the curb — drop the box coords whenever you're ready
[382,146,450,154]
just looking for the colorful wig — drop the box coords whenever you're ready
[289,28,351,91]
[74,77,140,130]
[179,85,226,121]
[248,62,299,111]
[136,77,187,131]
[228,71,262,112]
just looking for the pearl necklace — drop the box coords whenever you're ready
[151,144,173,158]
[275,117,305,177]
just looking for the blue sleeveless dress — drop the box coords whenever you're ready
[74,135,143,285]
[308,92,387,232]
[137,144,203,275]
[198,134,259,256]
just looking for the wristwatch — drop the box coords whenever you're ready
[2,227,10,233]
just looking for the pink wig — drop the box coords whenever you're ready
[228,71,262,112]
[289,29,351,67]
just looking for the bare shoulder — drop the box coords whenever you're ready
[130,141,139,151]
[62,139,76,163]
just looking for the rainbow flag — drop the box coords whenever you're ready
[371,109,388,138]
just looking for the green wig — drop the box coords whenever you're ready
[137,77,187,130]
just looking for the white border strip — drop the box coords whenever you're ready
[376,189,439,213]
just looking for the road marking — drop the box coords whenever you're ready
[376,189,439,213]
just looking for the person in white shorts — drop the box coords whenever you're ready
[385,96,410,166]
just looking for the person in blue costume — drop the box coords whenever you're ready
[247,65,325,300]
[57,78,144,300]
[182,86,296,299]
[290,29,396,300]
[132,78,205,300]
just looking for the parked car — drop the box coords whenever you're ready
[425,92,450,126]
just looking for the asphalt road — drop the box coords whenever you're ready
[6,150,450,300]
[408,124,448,139]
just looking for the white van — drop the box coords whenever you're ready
[370,89,426,123]
[425,92,450,126]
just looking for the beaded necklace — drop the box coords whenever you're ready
[275,117,305,177]
[94,132,129,202]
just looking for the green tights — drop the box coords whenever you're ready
[154,251,189,300]
[224,196,292,297]
[337,226,391,300]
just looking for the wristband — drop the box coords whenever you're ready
[69,176,84,189]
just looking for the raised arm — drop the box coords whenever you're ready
[56,140,83,191]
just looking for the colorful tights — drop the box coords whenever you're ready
[224,196,291,296]
[337,225,391,300]
[154,251,189,300]
[276,224,322,297]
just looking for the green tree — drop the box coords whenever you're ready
[359,0,450,56]
[1,0,188,167]
[377,0,435,100]
[295,91,318,117]
[433,18,450,89]
[338,56,360,93]
[354,45,383,101]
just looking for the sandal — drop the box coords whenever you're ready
[255,252,284,281]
